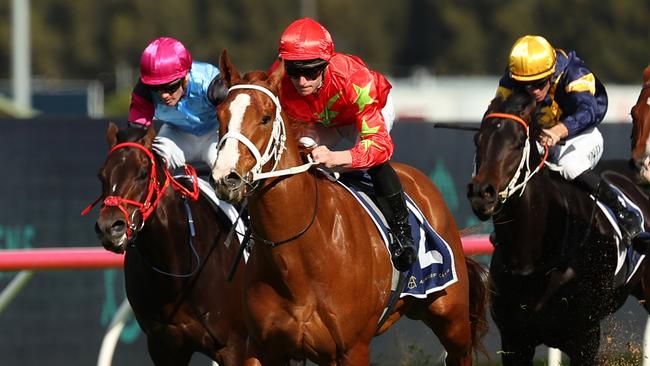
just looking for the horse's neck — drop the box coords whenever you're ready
[495,169,560,271]
[249,149,318,247]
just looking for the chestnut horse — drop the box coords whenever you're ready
[631,64,650,184]
[468,91,650,365]
[88,123,247,365]
[210,50,488,365]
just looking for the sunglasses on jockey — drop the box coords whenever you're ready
[284,59,328,81]
[521,77,550,91]
[150,78,184,94]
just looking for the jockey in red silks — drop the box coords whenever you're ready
[272,17,416,271]
[128,36,228,169]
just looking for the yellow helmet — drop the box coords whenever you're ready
[508,35,556,82]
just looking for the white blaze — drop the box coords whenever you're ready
[212,93,250,181]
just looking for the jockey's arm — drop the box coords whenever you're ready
[127,81,155,128]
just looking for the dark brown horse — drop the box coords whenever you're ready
[87,123,247,365]
[210,50,488,365]
[468,91,650,365]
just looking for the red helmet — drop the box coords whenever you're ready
[140,37,192,85]
[278,18,334,61]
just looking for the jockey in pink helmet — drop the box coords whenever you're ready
[273,18,417,272]
[128,36,228,170]
[140,36,193,85]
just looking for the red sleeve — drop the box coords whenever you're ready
[345,69,394,169]
[127,82,155,126]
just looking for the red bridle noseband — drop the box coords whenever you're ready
[82,141,199,240]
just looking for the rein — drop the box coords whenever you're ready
[483,112,549,203]
[82,142,200,240]
[250,173,319,247]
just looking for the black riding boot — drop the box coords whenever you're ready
[376,191,417,271]
[575,170,642,246]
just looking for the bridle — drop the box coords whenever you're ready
[482,112,549,203]
[82,141,199,240]
[217,84,317,188]
[216,84,320,246]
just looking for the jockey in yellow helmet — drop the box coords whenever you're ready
[494,35,641,245]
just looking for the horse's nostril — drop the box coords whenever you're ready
[224,172,242,189]
[480,184,496,200]
[109,220,126,236]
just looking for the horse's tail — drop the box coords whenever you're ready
[465,256,490,359]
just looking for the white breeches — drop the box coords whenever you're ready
[545,127,603,180]
[152,124,219,169]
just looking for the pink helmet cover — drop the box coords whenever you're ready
[140,37,192,85]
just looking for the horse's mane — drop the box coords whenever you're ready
[241,70,270,83]
[116,125,149,143]
[488,90,534,116]
[236,69,308,143]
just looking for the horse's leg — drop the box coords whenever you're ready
[562,324,600,366]
[498,332,535,366]
[416,289,473,366]
[338,342,370,366]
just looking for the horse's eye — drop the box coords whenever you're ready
[261,115,272,125]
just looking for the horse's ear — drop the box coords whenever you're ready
[141,125,156,148]
[107,122,118,148]
[219,49,241,87]
[267,60,285,91]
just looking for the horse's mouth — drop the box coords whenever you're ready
[214,171,248,204]
[95,222,128,254]
[467,181,500,220]
[98,234,128,254]
[468,196,499,221]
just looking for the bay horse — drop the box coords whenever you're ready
[87,123,247,365]
[468,90,650,365]
[210,50,488,365]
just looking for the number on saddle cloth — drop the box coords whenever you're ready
[335,171,458,298]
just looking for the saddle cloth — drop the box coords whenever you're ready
[336,172,458,299]
[596,183,645,286]
[175,175,248,260]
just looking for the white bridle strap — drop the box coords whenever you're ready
[219,84,316,182]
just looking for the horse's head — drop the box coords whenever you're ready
[92,123,159,253]
[212,50,302,204]
[467,91,538,220]
[631,64,650,183]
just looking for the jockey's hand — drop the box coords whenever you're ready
[311,145,352,169]
[540,123,568,147]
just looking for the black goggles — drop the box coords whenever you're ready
[150,78,184,94]
[285,65,325,81]
[522,77,550,90]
